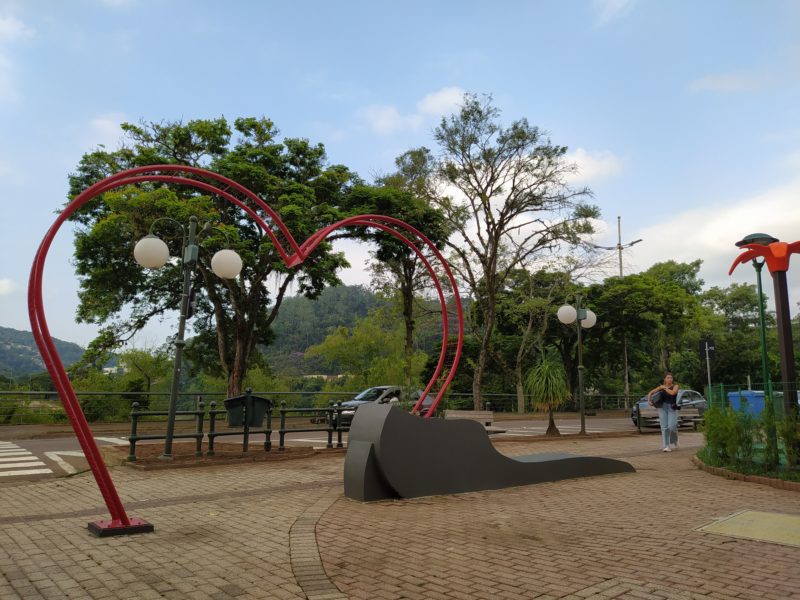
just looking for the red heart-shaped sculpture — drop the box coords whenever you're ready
[28,164,463,534]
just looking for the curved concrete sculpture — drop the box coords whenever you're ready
[344,404,635,501]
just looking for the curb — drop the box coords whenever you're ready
[691,455,800,492]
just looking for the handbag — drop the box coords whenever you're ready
[652,390,664,408]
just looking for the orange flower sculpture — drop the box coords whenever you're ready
[729,241,800,275]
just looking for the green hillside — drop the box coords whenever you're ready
[0,326,84,378]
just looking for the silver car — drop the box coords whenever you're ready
[631,389,707,428]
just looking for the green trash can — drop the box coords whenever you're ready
[224,393,271,427]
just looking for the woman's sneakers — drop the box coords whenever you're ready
[662,447,672,452]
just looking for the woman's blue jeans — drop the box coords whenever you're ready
[658,405,678,448]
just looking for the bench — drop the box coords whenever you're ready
[443,410,494,427]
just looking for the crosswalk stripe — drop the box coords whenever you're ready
[0,452,32,457]
[0,455,36,462]
[0,461,46,469]
[0,469,52,477]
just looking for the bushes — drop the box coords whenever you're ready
[701,403,800,479]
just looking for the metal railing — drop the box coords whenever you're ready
[0,389,638,426]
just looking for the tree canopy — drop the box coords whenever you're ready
[68,117,360,396]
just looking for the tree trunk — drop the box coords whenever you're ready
[515,363,525,414]
[473,311,494,411]
[546,408,560,436]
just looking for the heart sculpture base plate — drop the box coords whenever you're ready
[88,518,155,537]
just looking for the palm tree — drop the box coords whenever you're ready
[524,352,572,436]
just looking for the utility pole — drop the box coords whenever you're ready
[585,217,641,409]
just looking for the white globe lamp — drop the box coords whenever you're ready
[211,249,243,279]
[133,235,170,269]
[557,304,577,325]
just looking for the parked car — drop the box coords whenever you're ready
[630,389,707,428]
[332,386,431,428]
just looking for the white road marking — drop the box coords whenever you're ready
[0,461,46,468]
[0,469,53,477]
[44,451,86,475]
[94,437,128,445]
[0,441,53,476]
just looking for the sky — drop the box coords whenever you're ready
[1,0,799,348]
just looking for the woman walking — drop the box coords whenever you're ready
[647,372,680,452]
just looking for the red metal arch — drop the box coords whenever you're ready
[28,165,463,534]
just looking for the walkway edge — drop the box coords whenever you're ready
[691,454,800,491]
[289,486,347,600]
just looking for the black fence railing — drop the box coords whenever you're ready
[0,389,639,426]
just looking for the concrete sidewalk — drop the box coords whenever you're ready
[0,432,797,599]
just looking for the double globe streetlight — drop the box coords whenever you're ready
[557,297,597,435]
[134,216,242,459]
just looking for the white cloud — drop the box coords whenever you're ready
[689,73,764,93]
[359,86,465,136]
[359,105,423,135]
[593,0,637,26]
[416,86,465,117]
[567,148,625,183]
[628,178,800,307]
[0,15,34,43]
[0,278,16,295]
[87,112,128,149]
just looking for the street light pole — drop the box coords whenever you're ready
[617,217,642,410]
[587,217,641,410]
[134,216,242,460]
[558,296,597,435]
[753,258,770,392]
[162,216,199,459]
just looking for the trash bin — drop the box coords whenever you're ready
[727,390,765,416]
[224,393,271,427]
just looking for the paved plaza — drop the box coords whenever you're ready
[0,432,798,599]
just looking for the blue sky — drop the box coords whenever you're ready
[1,0,799,347]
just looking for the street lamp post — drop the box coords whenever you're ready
[134,216,242,459]
[557,296,597,435]
[587,216,641,409]
[732,233,777,401]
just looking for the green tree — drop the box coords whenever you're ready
[347,182,450,390]
[432,93,597,409]
[493,269,571,413]
[68,117,358,396]
[524,352,571,435]
[305,307,427,391]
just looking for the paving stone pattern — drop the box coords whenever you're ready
[0,432,797,599]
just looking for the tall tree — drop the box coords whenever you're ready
[68,117,358,396]
[353,161,450,390]
[432,94,598,409]
[493,269,571,413]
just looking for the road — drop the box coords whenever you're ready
[0,415,646,483]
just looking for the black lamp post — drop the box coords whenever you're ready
[557,295,597,435]
[134,216,242,459]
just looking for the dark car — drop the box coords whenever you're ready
[332,386,431,428]
[631,389,707,428]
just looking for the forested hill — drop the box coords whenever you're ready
[262,285,383,374]
[0,326,84,377]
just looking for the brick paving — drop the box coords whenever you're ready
[0,432,797,599]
